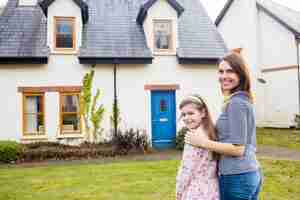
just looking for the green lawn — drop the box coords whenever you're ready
[0,159,299,200]
[257,128,300,149]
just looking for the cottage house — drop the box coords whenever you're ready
[216,0,300,127]
[0,0,227,148]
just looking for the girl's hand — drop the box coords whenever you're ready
[184,127,209,148]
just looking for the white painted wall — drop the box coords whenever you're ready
[0,54,222,142]
[143,0,178,54]
[47,0,83,53]
[257,8,299,127]
[258,9,297,68]
[263,69,298,127]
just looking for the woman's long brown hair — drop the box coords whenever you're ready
[220,52,254,103]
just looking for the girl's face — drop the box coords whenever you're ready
[218,60,240,95]
[180,103,205,130]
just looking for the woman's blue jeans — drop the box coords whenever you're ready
[219,170,263,200]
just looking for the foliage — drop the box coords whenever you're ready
[80,68,105,142]
[110,101,122,133]
[0,141,22,163]
[112,128,150,154]
[19,142,119,162]
[175,127,188,150]
[295,114,300,129]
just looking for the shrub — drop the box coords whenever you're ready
[0,141,22,163]
[20,142,119,162]
[175,127,188,150]
[112,129,150,154]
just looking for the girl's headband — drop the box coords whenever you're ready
[185,95,204,106]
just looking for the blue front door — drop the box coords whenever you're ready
[151,90,176,149]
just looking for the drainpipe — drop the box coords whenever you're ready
[113,63,118,137]
[296,35,300,114]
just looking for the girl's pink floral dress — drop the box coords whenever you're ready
[176,143,220,200]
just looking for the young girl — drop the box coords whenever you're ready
[176,95,220,200]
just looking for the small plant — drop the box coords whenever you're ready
[0,141,22,163]
[112,129,150,154]
[80,67,105,142]
[110,101,122,135]
[295,114,300,129]
[175,127,188,150]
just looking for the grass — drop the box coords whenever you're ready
[0,159,299,200]
[257,128,300,149]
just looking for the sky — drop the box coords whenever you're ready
[0,0,300,21]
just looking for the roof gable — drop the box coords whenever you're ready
[216,0,300,37]
[136,0,184,25]
[256,0,300,37]
[38,0,89,24]
[215,0,234,26]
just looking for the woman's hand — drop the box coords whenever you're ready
[184,127,210,148]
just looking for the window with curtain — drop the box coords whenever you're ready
[23,93,45,136]
[153,20,173,52]
[60,93,81,134]
[54,17,75,50]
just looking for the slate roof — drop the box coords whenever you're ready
[79,0,227,64]
[216,0,300,38]
[137,0,184,25]
[0,0,227,64]
[39,0,89,24]
[0,0,49,63]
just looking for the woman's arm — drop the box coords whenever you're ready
[185,129,245,157]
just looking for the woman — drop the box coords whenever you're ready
[185,52,262,200]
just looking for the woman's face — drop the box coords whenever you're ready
[180,103,205,130]
[218,60,240,95]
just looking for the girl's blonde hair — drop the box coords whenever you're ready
[179,94,217,142]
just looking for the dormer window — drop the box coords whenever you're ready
[54,17,76,51]
[19,0,37,6]
[153,20,173,53]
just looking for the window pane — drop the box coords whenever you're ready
[25,96,43,113]
[62,114,80,132]
[62,95,79,112]
[154,21,172,50]
[56,19,74,48]
[160,99,167,112]
[25,114,44,134]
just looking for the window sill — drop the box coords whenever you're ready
[21,136,48,141]
[57,133,84,139]
[153,51,176,56]
[51,50,78,55]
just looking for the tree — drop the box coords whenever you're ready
[110,101,122,137]
[80,68,105,142]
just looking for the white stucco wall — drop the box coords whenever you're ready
[257,8,299,127]
[143,0,178,53]
[0,54,222,142]
[47,0,83,53]
[218,0,258,70]
[258,9,297,68]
